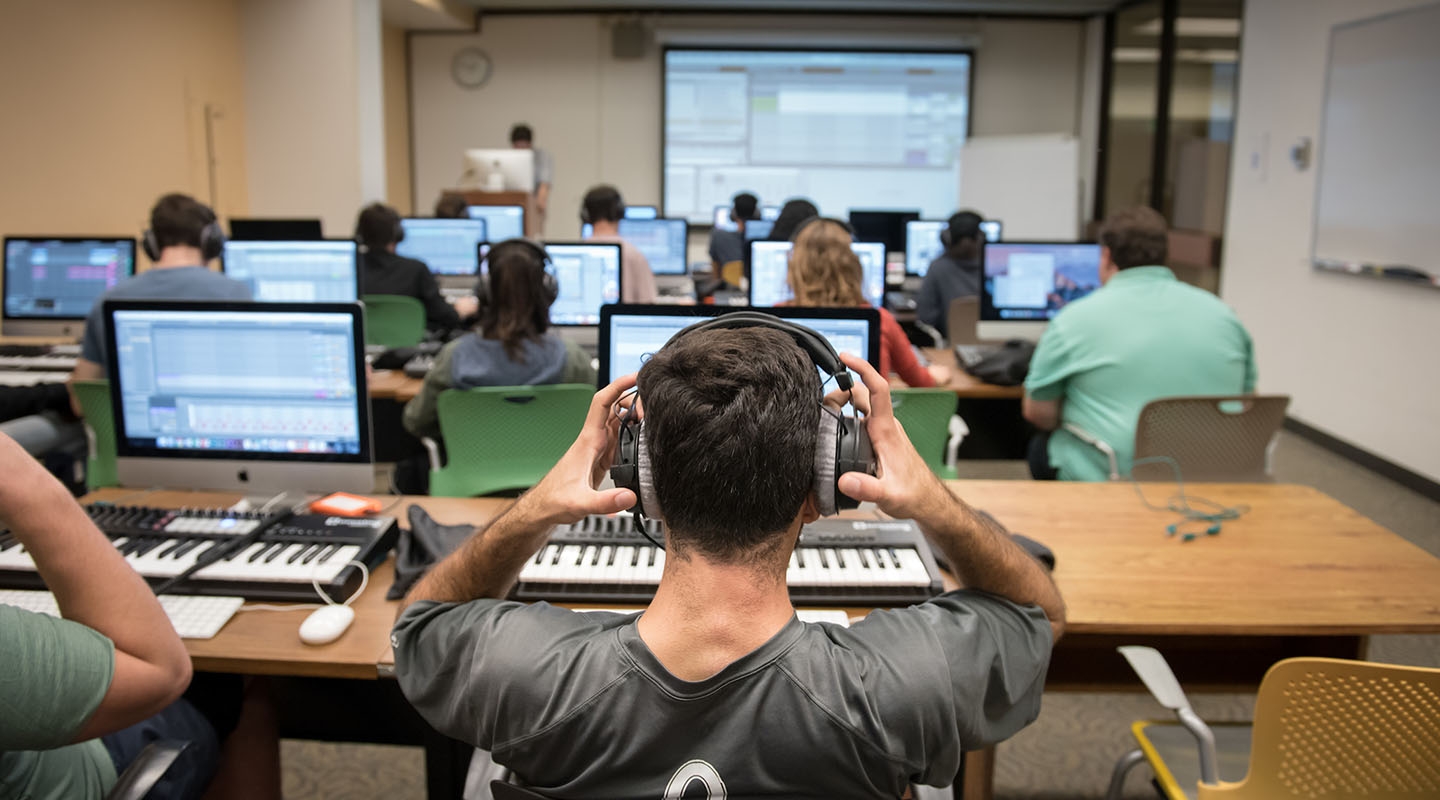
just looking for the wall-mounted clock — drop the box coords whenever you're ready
[451,47,492,89]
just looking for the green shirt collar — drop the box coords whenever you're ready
[1108,265,1176,283]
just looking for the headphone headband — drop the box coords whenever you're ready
[668,312,853,392]
[791,216,855,242]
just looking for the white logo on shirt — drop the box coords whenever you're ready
[663,760,726,799]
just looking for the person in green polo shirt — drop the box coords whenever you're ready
[1022,207,1256,481]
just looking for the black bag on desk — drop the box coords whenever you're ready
[963,340,1035,386]
[388,505,476,599]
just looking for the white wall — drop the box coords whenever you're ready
[409,14,1088,237]
[1221,0,1440,482]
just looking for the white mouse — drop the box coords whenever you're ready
[299,604,355,646]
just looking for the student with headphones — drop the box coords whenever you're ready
[69,193,251,415]
[915,210,987,332]
[354,202,475,333]
[579,184,657,303]
[391,320,1064,797]
[400,238,596,441]
[707,191,760,270]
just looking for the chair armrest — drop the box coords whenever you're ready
[105,740,188,800]
[421,437,443,472]
[1118,646,1219,785]
[914,321,945,349]
[945,415,969,469]
[1062,423,1120,481]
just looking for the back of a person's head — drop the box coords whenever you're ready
[789,218,865,307]
[637,326,819,567]
[1099,206,1169,269]
[150,193,217,251]
[355,203,402,252]
[480,242,551,361]
[732,192,759,222]
[768,199,819,241]
[510,123,533,145]
[434,194,468,219]
[946,211,984,248]
[582,185,625,224]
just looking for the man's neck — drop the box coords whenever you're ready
[152,246,206,269]
[590,220,621,238]
[637,540,797,682]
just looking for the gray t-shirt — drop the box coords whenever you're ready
[80,266,252,373]
[393,590,1051,798]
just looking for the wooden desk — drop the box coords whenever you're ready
[369,368,419,403]
[0,334,75,346]
[919,347,1024,400]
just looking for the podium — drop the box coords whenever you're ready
[439,189,537,238]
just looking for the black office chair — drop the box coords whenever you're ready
[107,740,189,800]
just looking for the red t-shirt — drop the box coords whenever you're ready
[878,307,935,387]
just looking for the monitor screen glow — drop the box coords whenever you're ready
[542,243,623,326]
[581,219,689,275]
[981,243,1102,321]
[397,218,487,276]
[748,240,886,309]
[465,205,526,241]
[3,237,135,321]
[221,240,358,302]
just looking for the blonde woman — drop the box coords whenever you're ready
[788,218,951,387]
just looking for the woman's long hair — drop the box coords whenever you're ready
[479,245,551,362]
[787,218,866,307]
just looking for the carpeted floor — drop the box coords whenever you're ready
[280,430,1440,799]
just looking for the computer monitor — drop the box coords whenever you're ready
[103,300,373,493]
[396,218,486,276]
[599,305,880,393]
[220,240,359,302]
[712,204,780,232]
[461,149,535,193]
[2,237,136,337]
[465,205,526,241]
[761,205,781,221]
[228,218,323,241]
[624,206,659,220]
[980,220,1003,243]
[747,240,886,309]
[578,218,689,276]
[980,242,1103,340]
[743,220,775,241]
[848,210,921,254]
[540,243,622,326]
[904,221,947,277]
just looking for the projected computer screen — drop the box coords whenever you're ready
[543,243,623,326]
[663,49,971,224]
[3,237,135,319]
[748,240,886,308]
[397,218,487,276]
[221,240,358,302]
[465,205,526,241]
[981,243,1102,321]
[106,303,367,460]
[580,219,689,275]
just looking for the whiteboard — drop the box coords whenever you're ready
[956,134,1080,241]
[1312,2,1440,281]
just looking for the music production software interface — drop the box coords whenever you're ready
[581,219,688,275]
[397,218,487,275]
[982,243,1102,320]
[544,244,622,325]
[905,220,1004,277]
[624,206,659,220]
[3,239,134,318]
[749,240,886,308]
[465,205,525,241]
[221,241,357,302]
[112,309,362,455]
[664,50,971,223]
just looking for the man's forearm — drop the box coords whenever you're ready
[401,494,554,611]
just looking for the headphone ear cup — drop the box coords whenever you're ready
[813,408,840,516]
[394,218,405,245]
[541,267,559,305]
[635,426,662,520]
[141,230,161,262]
[833,415,875,511]
[200,222,225,262]
[609,416,649,517]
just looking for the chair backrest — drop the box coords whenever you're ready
[947,296,980,345]
[71,379,118,489]
[1132,395,1290,483]
[363,294,426,349]
[1201,657,1440,799]
[429,384,593,497]
[106,740,189,800]
[891,388,958,476]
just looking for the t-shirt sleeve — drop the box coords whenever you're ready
[0,604,116,750]
[1023,318,1074,401]
[79,302,107,367]
[881,310,935,387]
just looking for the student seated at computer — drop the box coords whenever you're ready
[788,217,950,388]
[579,185,657,304]
[1023,207,1257,481]
[433,193,468,219]
[708,191,760,270]
[916,211,987,332]
[768,198,819,242]
[355,203,477,333]
[402,239,597,441]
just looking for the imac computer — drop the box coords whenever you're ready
[848,210,921,254]
[228,218,324,241]
[2,237,135,337]
[103,300,374,493]
[397,218,487,277]
[743,219,775,241]
[579,218,689,275]
[599,305,880,393]
[712,204,782,232]
[465,205,526,241]
[537,243,623,326]
[980,220,1003,243]
[461,149,535,193]
[747,240,886,309]
[980,242,1102,340]
[220,240,359,302]
[905,219,1004,276]
[624,206,659,220]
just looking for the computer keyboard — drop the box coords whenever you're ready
[0,589,244,639]
[954,345,995,369]
[0,371,71,387]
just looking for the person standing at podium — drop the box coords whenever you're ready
[510,123,553,236]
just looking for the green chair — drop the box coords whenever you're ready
[71,379,118,489]
[890,388,964,480]
[423,384,594,497]
[363,294,426,349]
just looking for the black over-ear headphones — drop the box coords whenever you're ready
[580,190,625,226]
[475,238,559,310]
[143,215,225,263]
[611,311,876,523]
[790,215,855,242]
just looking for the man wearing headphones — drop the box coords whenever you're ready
[708,191,760,270]
[579,184,657,304]
[354,202,475,333]
[392,321,1065,797]
[68,193,251,415]
[915,210,987,332]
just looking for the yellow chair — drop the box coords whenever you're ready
[70,379,118,489]
[1107,646,1440,799]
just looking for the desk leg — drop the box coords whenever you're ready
[425,731,473,800]
[958,748,995,800]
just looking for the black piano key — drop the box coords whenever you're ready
[315,545,339,564]
[887,547,903,569]
[606,547,617,567]
[631,547,641,567]
[133,538,165,557]
[300,544,323,565]
[550,547,563,565]
[247,543,275,563]
[819,549,831,568]
[263,544,290,563]
[0,534,17,552]
[858,549,872,568]
[286,544,310,564]
[533,547,547,565]
[172,539,203,558]
[648,548,657,567]
[156,539,188,559]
